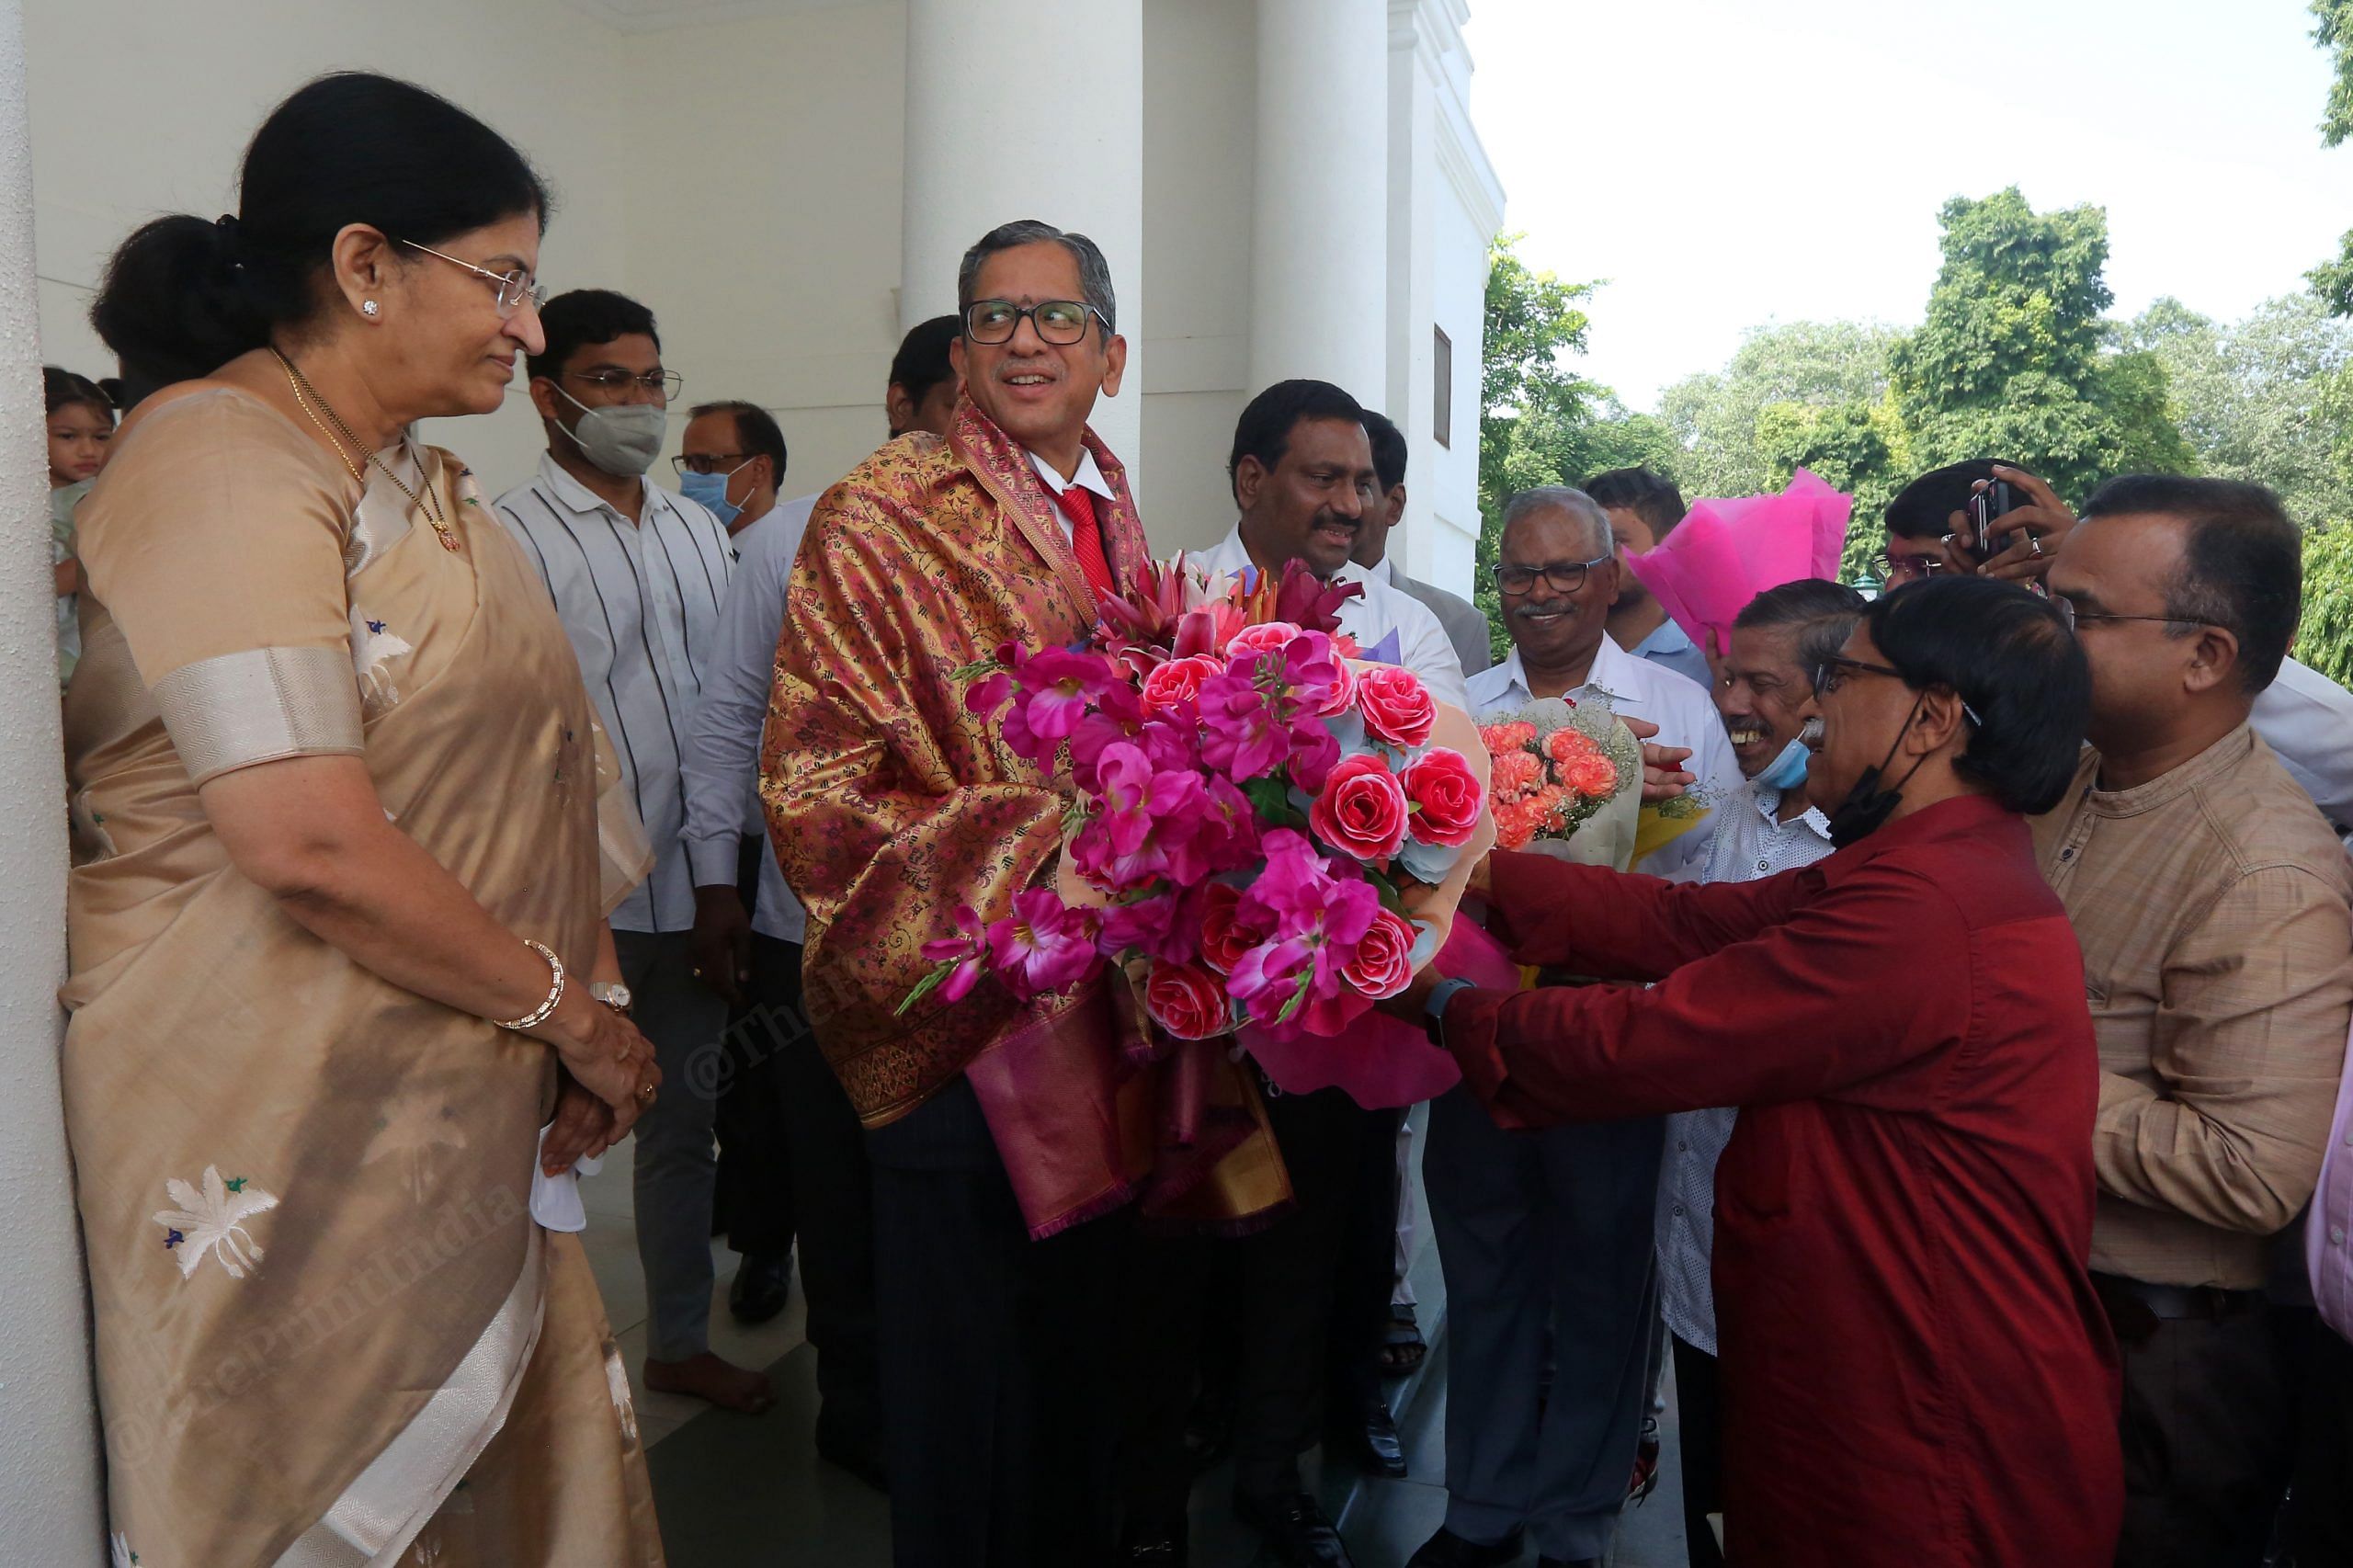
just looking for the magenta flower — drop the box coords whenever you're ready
[1199,674,1290,781]
[1101,885,1203,965]
[986,888,1102,999]
[1012,648,1125,744]
[916,904,990,1004]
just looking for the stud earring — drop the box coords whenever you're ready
[360,300,381,319]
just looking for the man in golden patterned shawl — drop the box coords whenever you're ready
[764,220,1285,1567]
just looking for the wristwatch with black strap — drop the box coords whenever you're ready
[1423,976,1477,1049]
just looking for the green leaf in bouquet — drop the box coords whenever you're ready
[1368,869,1410,915]
[1271,969,1314,1026]
[1243,775,1307,829]
[949,654,1006,683]
[895,960,955,1018]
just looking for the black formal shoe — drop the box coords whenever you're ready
[1538,1559,1601,1568]
[1405,1527,1525,1568]
[813,1411,888,1494]
[1328,1400,1407,1479]
[727,1250,792,1324]
[1235,1491,1355,1568]
[1119,1519,1188,1564]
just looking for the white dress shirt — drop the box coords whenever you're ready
[681,492,819,945]
[494,453,734,933]
[1029,447,1112,545]
[1192,527,1471,713]
[1655,781,1836,1357]
[2256,655,2353,835]
[1467,634,1744,880]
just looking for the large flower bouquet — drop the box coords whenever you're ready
[904,557,1502,1108]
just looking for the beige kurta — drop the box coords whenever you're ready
[63,384,662,1568]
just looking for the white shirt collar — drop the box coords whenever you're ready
[1481,634,1637,709]
[1752,782,1835,842]
[1029,447,1116,503]
[536,449,647,518]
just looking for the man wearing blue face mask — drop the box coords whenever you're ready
[676,399,787,536]
[494,290,776,1417]
[1650,575,1860,1568]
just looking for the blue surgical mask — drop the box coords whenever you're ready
[1757,736,1812,792]
[679,460,750,528]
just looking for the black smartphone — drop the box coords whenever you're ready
[1968,480,2018,562]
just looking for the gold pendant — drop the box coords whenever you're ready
[438,529,460,552]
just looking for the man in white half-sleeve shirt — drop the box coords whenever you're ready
[676,319,962,1489]
[1192,379,1470,712]
[1411,484,1739,1568]
[493,289,772,1416]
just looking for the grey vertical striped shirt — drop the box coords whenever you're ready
[494,452,734,933]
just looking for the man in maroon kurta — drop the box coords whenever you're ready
[1413,576,2123,1566]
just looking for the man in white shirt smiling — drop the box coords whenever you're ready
[1191,379,1470,712]
[1414,484,1740,1568]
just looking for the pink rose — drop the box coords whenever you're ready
[1318,656,1359,717]
[1198,881,1266,975]
[1402,747,1483,848]
[1144,960,1232,1040]
[1140,653,1224,714]
[1340,907,1416,1001]
[1356,666,1436,748]
[1226,620,1303,660]
[1309,753,1410,862]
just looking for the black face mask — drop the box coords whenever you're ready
[1826,695,1931,849]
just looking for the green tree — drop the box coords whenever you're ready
[2126,292,2353,528]
[2307,1,2353,312]
[2303,523,2353,684]
[1890,187,2191,505]
[1474,234,1673,658]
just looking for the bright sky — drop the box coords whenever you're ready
[1461,0,2353,411]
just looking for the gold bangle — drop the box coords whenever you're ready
[494,939,565,1031]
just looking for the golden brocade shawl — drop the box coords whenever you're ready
[763,397,1289,1236]
[63,386,658,1568]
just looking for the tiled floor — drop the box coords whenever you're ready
[584,1131,1695,1567]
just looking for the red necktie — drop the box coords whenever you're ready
[1051,483,1120,606]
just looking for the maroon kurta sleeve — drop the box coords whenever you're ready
[1487,846,1829,981]
[1450,855,1967,1129]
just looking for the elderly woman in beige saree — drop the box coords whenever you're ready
[63,74,667,1567]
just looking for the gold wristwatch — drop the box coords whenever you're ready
[588,982,633,1016]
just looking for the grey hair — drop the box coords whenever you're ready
[1500,485,1612,557]
[956,219,1117,335]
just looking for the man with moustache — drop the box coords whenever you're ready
[677,316,965,1488]
[1654,577,1862,1568]
[765,222,1282,1567]
[1121,381,1469,1568]
[1413,486,1739,1568]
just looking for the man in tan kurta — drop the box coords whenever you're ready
[2034,475,2353,1567]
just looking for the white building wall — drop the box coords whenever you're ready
[0,0,101,1551]
[26,0,1499,563]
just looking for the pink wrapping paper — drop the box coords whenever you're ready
[1245,916,1525,1108]
[1622,468,1854,660]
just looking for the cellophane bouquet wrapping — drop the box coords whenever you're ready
[1479,696,1642,870]
[904,555,1495,1106]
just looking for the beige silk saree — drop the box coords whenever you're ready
[63,386,661,1568]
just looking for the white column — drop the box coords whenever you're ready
[0,0,101,1551]
[1250,0,1391,404]
[901,0,1146,480]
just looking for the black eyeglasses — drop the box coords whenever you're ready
[962,299,1106,346]
[2050,596,2217,636]
[1495,553,1612,597]
[1811,655,1904,698]
[672,452,751,477]
[564,368,684,402]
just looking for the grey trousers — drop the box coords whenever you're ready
[614,927,731,1363]
[1424,1084,1664,1562]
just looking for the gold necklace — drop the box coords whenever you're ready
[273,348,458,552]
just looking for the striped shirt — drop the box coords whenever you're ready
[494,453,734,933]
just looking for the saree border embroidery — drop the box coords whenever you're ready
[153,644,365,784]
